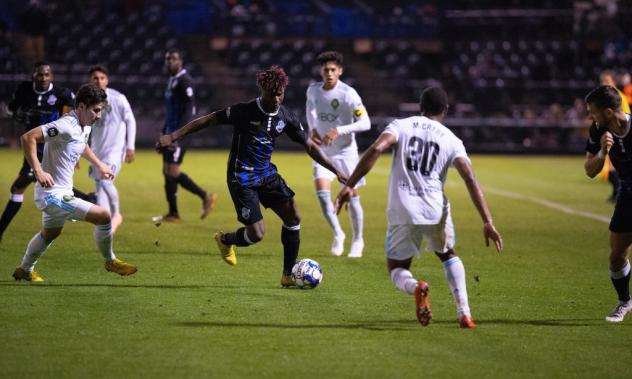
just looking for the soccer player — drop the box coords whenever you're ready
[158,66,347,286]
[158,48,216,223]
[0,61,94,242]
[306,51,371,257]
[88,65,136,233]
[335,87,503,328]
[12,84,137,282]
[584,85,632,322]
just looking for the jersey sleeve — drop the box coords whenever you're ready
[59,88,75,108]
[305,87,317,131]
[382,119,401,142]
[215,103,241,125]
[120,95,136,150]
[448,136,469,167]
[284,111,308,144]
[8,82,26,113]
[585,123,602,155]
[347,88,368,121]
[41,119,70,144]
[178,75,196,125]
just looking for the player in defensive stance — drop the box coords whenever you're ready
[335,87,503,328]
[158,66,346,286]
[584,85,632,322]
[306,51,370,257]
[88,65,136,233]
[12,84,137,282]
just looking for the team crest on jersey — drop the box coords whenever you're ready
[241,207,251,220]
[330,99,339,110]
[275,120,286,133]
[47,127,59,137]
[47,94,57,106]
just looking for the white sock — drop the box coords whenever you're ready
[443,256,470,317]
[94,223,116,261]
[20,232,53,271]
[100,180,121,216]
[11,193,24,203]
[349,195,364,241]
[316,190,343,236]
[390,267,418,295]
[611,260,631,279]
[96,181,109,209]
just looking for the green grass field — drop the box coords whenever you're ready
[0,148,629,378]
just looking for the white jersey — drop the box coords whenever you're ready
[383,116,469,225]
[35,111,91,208]
[90,87,136,166]
[305,80,370,156]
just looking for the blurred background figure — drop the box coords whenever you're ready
[18,0,49,69]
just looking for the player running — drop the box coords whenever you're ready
[306,51,371,257]
[335,87,503,328]
[158,66,347,287]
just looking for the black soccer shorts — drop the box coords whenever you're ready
[610,190,632,233]
[162,144,186,164]
[228,173,295,225]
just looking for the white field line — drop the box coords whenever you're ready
[485,187,610,224]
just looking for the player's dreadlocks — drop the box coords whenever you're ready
[256,65,289,93]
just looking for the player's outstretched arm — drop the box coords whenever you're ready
[334,132,396,214]
[21,127,54,187]
[303,138,348,184]
[584,132,612,178]
[453,157,503,252]
[82,145,113,180]
[158,113,219,148]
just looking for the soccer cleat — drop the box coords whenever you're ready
[414,280,432,326]
[201,192,218,220]
[162,214,182,223]
[331,233,345,256]
[214,232,237,266]
[281,274,296,288]
[12,267,44,282]
[348,239,364,258]
[105,258,138,276]
[459,315,476,329]
[605,300,632,323]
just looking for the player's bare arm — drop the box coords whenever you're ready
[304,138,348,184]
[334,132,396,213]
[20,127,54,187]
[310,128,323,145]
[584,131,613,178]
[453,157,503,252]
[159,112,219,148]
[81,145,113,180]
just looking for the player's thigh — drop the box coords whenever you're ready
[314,178,332,192]
[260,174,299,225]
[228,182,263,225]
[386,224,424,261]
[269,197,300,226]
[312,160,337,184]
[422,213,455,254]
[332,154,366,189]
[85,204,112,225]
[40,195,95,228]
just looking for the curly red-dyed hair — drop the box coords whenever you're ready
[256,65,289,93]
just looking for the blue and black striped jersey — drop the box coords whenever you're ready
[8,82,74,132]
[586,116,632,185]
[163,69,196,134]
[216,98,308,187]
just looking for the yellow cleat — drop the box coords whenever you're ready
[214,231,237,266]
[281,274,295,288]
[12,267,44,282]
[105,258,138,276]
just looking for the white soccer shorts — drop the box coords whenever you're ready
[312,152,366,188]
[38,194,94,228]
[385,217,455,260]
[89,160,121,180]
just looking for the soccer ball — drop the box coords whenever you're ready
[291,258,323,289]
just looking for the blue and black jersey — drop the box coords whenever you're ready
[163,69,196,134]
[586,115,632,187]
[9,82,74,132]
[216,98,308,187]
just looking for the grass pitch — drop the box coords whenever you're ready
[0,148,629,378]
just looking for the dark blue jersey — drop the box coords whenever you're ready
[586,115,632,187]
[8,82,74,132]
[216,98,308,187]
[163,69,196,134]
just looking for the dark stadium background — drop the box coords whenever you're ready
[1,0,631,153]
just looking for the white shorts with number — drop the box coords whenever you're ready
[36,194,94,228]
[385,213,455,260]
[312,152,366,188]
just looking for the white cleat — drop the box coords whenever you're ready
[331,233,345,256]
[348,239,364,258]
[605,300,632,323]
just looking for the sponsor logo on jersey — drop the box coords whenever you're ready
[47,94,57,106]
[318,113,338,122]
[275,120,286,133]
[241,207,251,220]
[331,99,339,110]
[47,127,59,137]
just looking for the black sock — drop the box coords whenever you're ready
[0,200,22,237]
[281,225,300,275]
[221,227,251,247]
[177,173,206,198]
[164,176,179,215]
[611,272,631,302]
[73,188,96,203]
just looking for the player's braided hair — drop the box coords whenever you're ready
[256,65,289,93]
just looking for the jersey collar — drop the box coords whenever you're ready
[255,97,279,116]
[33,82,53,95]
[170,68,187,80]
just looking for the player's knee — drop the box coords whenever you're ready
[93,208,112,225]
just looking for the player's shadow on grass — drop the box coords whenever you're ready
[477,318,605,327]
[0,281,245,290]
[175,320,418,331]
